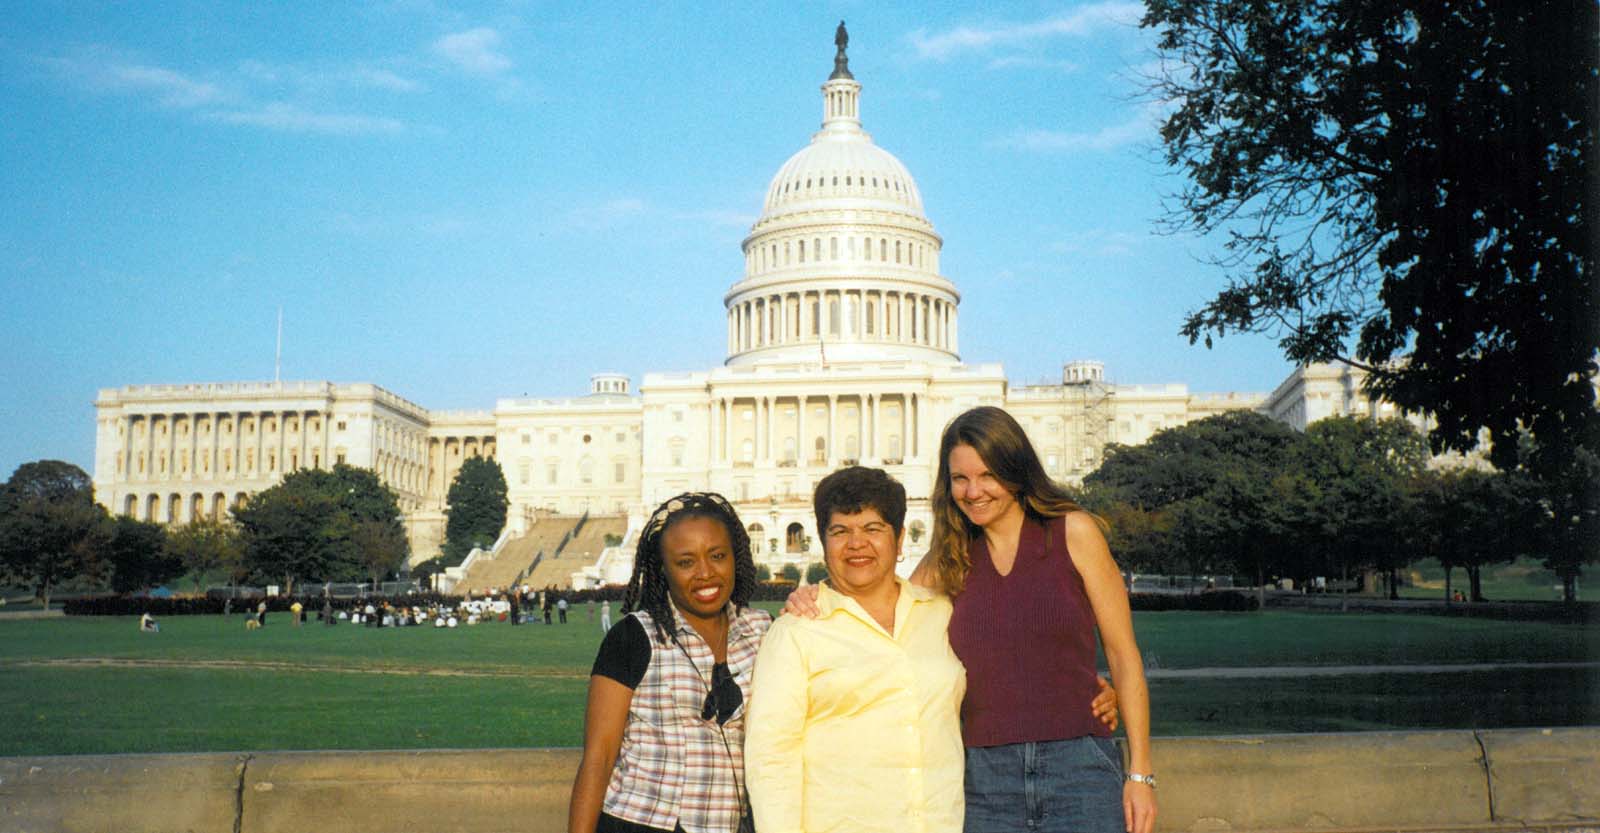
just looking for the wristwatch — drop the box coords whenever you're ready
[1126,772,1157,789]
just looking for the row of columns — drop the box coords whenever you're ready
[118,411,334,487]
[728,289,956,355]
[113,410,432,516]
[425,435,496,500]
[747,233,936,275]
[706,391,921,466]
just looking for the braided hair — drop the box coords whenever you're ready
[623,492,759,643]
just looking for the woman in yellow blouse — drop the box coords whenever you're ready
[744,466,967,833]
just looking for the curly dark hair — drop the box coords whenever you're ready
[622,492,759,643]
[813,466,907,537]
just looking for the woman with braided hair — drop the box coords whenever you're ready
[569,492,770,833]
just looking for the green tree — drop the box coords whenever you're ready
[1290,416,1429,597]
[779,564,801,582]
[804,562,829,585]
[1531,449,1600,603]
[1086,411,1304,591]
[233,465,405,595]
[166,517,243,592]
[105,516,181,595]
[443,457,509,564]
[1143,0,1598,478]
[0,461,110,606]
[352,518,409,589]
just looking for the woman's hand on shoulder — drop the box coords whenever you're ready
[782,583,821,619]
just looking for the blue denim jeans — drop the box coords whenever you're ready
[964,736,1125,833]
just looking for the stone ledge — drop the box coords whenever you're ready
[0,729,1594,833]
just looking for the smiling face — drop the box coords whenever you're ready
[659,514,736,624]
[947,443,1024,530]
[822,506,904,600]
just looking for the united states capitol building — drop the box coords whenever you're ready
[90,32,1397,586]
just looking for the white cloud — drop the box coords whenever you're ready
[909,2,1144,61]
[565,197,649,231]
[1050,229,1147,257]
[990,118,1148,153]
[433,27,512,75]
[239,60,424,93]
[210,103,404,135]
[675,209,758,229]
[46,51,223,108]
[354,67,423,92]
[987,56,1080,73]
[110,65,223,107]
[990,99,1170,153]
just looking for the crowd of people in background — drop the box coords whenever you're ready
[195,585,619,633]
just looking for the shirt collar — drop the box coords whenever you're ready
[668,600,759,641]
[815,573,934,629]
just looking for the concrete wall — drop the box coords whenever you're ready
[1,729,1595,833]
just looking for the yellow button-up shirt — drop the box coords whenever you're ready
[745,577,967,833]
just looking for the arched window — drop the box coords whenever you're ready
[748,523,766,554]
[814,436,827,464]
[786,522,806,553]
[783,436,797,463]
[828,299,840,335]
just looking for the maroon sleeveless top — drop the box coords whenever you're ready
[947,514,1109,747]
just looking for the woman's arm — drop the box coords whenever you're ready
[567,675,633,833]
[1065,511,1156,833]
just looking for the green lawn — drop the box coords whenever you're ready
[1,607,1595,755]
[1398,557,1581,602]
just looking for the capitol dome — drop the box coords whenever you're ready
[725,25,960,368]
[760,129,926,220]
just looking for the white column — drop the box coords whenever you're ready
[869,394,879,459]
[827,395,837,465]
[899,395,909,460]
[709,398,719,466]
[723,398,733,462]
[754,397,765,464]
[796,395,807,466]
[764,396,775,461]
[857,395,868,460]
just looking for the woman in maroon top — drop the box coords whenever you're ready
[926,406,1155,833]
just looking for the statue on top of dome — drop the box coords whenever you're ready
[831,20,853,80]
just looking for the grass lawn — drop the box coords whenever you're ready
[1398,556,1581,602]
[2,606,1595,755]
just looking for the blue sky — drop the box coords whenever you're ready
[1,1,1299,479]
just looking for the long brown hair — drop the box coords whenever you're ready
[930,406,1087,595]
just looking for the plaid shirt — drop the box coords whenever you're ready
[603,604,772,833]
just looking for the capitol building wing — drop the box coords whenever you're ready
[91,31,1373,584]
